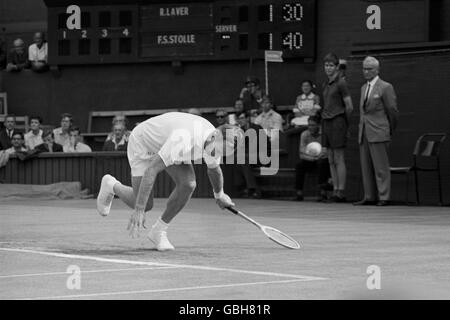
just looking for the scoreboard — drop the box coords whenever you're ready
[45,0,316,65]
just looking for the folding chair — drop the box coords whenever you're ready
[390,133,447,205]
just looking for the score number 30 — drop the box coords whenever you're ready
[282,3,303,22]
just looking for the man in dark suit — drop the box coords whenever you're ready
[34,129,63,153]
[354,56,399,206]
[0,115,17,150]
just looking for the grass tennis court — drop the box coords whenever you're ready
[0,198,449,300]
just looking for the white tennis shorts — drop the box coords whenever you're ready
[127,132,157,177]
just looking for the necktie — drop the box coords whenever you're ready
[363,83,371,110]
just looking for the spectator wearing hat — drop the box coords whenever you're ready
[239,76,264,115]
[6,39,30,72]
[215,109,229,127]
[35,129,63,153]
[24,116,44,151]
[28,32,49,72]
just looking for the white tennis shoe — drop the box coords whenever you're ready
[96,174,117,216]
[148,228,175,251]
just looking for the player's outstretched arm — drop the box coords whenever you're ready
[207,166,235,209]
[128,154,166,238]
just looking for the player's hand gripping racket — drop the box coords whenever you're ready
[226,207,300,249]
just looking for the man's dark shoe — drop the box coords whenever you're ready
[295,194,304,201]
[376,200,389,206]
[327,195,347,203]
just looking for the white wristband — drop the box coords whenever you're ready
[214,190,225,199]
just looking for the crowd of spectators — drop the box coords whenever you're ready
[0,112,130,163]
[0,32,49,73]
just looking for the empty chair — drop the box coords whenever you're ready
[390,133,447,205]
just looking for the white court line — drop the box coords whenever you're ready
[0,247,326,281]
[0,266,178,279]
[20,278,312,300]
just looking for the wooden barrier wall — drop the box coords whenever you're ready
[0,152,237,198]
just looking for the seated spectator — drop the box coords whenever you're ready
[35,129,63,153]
[254,95,283,142]
[102,124,128,151]
[234,98,245,118]
[338,59,347,79]
[28,32,48,73]
[0,115,17,150]
[106,115,131,142]
[6,38,30,72]
[0,38,6,70]
[239,76,264,115]
[215,109,229,127]
[291,80,321,128]
[295,116,331,202]
[4,132,27,155]
[64,126,92,152]
[53,113,72,146]
[24,116,43,150]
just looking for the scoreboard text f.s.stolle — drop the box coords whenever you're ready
[45,0,316,65]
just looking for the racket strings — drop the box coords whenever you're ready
[264,227,300,249]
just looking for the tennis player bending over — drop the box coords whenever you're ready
[97,112,242,251]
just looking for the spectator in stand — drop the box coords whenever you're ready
[215,109,229,126]
[106,115,131,142]
[239,76,264,115]
[321,53,354,202]
[6,39,30,72]
[53,113,72,147]
[4,132,27,155]
[0,38,6,70]
[254,95,283,143]
[233,98,245,118]
[64,126,92,152]
[294,116,331,202]
[0,115,17,150]
[103,123,128,151]
[35,129,63,153]
[28,32,48,73]
[291,80,321,129]
[24,116,43,150]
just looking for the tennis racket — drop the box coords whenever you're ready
[226,207,300,250]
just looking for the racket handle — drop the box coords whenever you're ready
[226,207,239,215]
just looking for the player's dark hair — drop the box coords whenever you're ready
[61,113,73,122]
[69,126,81,134]
[323,53,339,66]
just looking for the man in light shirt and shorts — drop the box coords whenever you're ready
[97,112,242,251]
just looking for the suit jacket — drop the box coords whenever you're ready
[358,78,399,144]
[34,142,64,153]
[0,129,14,150]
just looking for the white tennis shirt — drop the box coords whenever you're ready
[131,112,220,168]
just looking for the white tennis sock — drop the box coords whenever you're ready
[152,217,169,233]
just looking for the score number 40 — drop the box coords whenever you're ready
[282,32,303,50]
